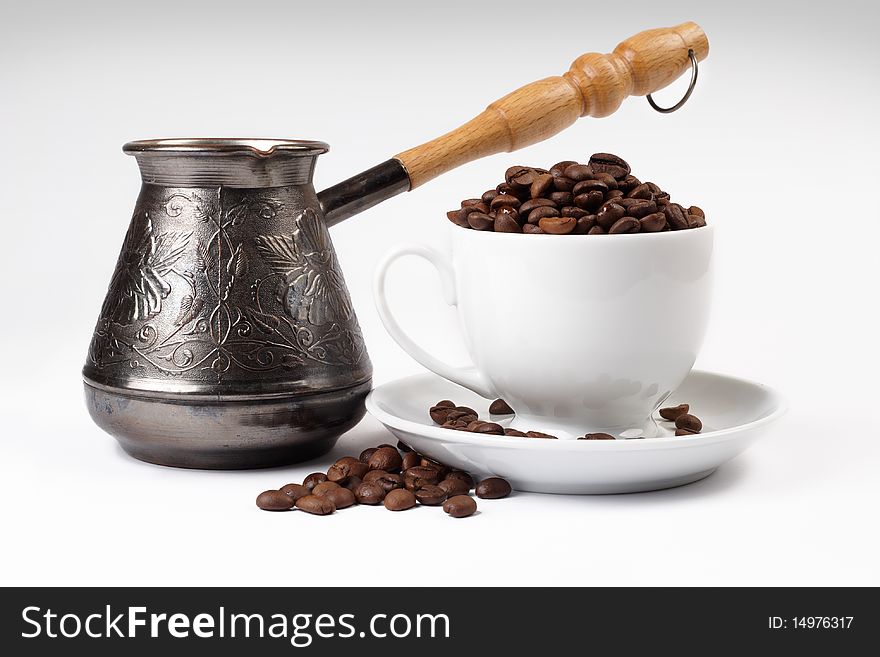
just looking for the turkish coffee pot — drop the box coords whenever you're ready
[83,22,709,468]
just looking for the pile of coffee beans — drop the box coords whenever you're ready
[256,442,512,517]
[446,153,706,235]
[431,398,704,439]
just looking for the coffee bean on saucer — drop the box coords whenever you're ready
[443,495,478,518]
[490,399,514,415]
[490,194,521,211]
[295,495,336,515]
[522,224,545,234]
[539,216,577,235]
[461,198,483,208]
[256,490,295,511]
[659,404,689,421]
[688,213,707,228]
[664,203,690,230]
[368,446,403,473]
[322,486,356,509]
[467,212,495,231]
[675,414,703,432]
[354,482,385,505]
[688,206,705,219]
[549,191,573,206]
[526,431,558,439]
[504,428,528,437]
[527,206,560,224]
[675,428,700,436]
[446,208,471,228]
[588,153,630,179]
[640,212,667,232]
[303,472,328,490]
[280,483,310,501]
[473,421,504,435]
[550,160,578,177]
[438,477,471,497]
[312,481,341,496]
[384,488,417,511]
[494,212,522,233]
[596,202,625,230]
[609,217,641,234]
[588,226,605,235]
[531,173,554,198]
[553,176,576,192]
[627,182,655,200]
[626,199,657,218]
[580,433,615,440]
[414,485,448,506]
[563,163,594,181]
[481,189,499,204]
[359,447,378,464]
[572,179,609,196]
[364,470,404,492]
[475,477,512,499]
[401,451,420,470]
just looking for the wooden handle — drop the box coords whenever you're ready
[395,21,709,189]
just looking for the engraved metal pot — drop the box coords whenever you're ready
[83,139,408,469]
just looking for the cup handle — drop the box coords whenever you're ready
[373,244,497,399]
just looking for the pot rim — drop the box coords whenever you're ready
[123,138,330,157]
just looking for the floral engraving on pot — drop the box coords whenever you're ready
[87,193,366,382]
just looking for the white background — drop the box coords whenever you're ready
[1,0,878,586]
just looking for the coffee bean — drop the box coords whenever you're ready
[481,189,499,204]
[359,447,378,463]
[414,485,448,506]
[659,403,689,420]
[368,446,403,473]
[363,470,404,492]
[256,490,295,511]
[572,179,609,196]
[550,160,578,177]
[640,212,667,232]
[606,189,624,200]
[549,191,573,206]
[312,481,341,496]
[626,199,657,218]
[664,203,690,230]
[489,398,514,415]
[519,198,556,214]
[563,163,594,181]
[475,477,512,499]
[526,430,557,439]
[461,198,482,207]
[588,153,631,180]
[539,216,576,235]
[553,176,576,192]
[593,172,619,189]
[323,486,356,509]
[476,421,507,435]
[628,183,655,200]
[572,215,594,234]
[401,451,420,471]
[446,208,471,228]
[384,488,417,511]
[561,206,589,218]
[467,212,494,231]
[596,202,625,230]
[329,457,369,480]
[675,428,700,436]
[443,471,474,489]
[280,483,310,501]
[404,466,442,490]
[522,224,544,234]
[343,476,363,492]
[609,217,641,234]
[503,428,528,437]
[531,173,554,198]
[354,482,386,505]
[527,206,560,224]
[295,494,336,515]
[429,401,455,424]
[303,472,328,490]
[580,433,615,440]
[505,166,532,186]
[438,477,471,497]
[494,212,522,233]
[443,495,477,518]
[675,414,703,432]
[688,213,707,228]
[490,194,521,211]
[688,206,705,219]
[587,226,605,235]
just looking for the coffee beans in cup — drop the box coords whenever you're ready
[446,153,706,235]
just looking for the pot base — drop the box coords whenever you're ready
[83,380,371,470]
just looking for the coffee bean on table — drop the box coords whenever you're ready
[588,153,630,179]
[368,446,403,473]
[401,451,420,470]
[295,495,336,515]
[475,477,512,499]
[675,414,703,433]
[580,432,615,440]
[404,466,442,490]
[322,486,356,509]
[414,485,448,506]
[384,488,417,511]
[359,447,378,464]
[438,477,471,497]
[312,481,341,496]
[354,482,386,505]
[490,399,514,415]
[659,403,689,421]
[303,472,328,490]
[343,476,363,492]
[256,490,295,511]
[364,470,404,492]
[443,495,478,518]
[280,483,310,501]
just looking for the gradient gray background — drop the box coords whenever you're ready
[1,1,878,585]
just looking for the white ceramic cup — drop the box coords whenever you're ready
[374,225,714,437]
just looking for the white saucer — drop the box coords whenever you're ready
[366,370,785,494]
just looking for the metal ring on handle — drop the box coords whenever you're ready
[647,49,698,113]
